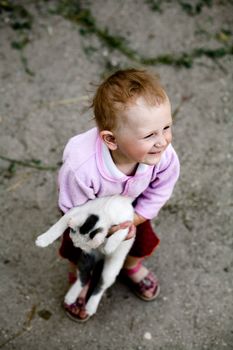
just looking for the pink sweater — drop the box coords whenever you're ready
[58,127,180,219]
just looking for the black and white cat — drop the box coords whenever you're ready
[35,195,134,318]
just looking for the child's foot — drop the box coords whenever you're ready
[64,281,91,322]
[121,261,160,301]
[64,299,90,322]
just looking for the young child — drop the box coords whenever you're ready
[58,68,180,321]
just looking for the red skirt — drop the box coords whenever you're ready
[59,220,160,264]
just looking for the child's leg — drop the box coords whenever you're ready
[59,229,80,285]
[122,220,160,301]
[68,262,77,284]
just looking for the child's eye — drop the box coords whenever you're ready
[164,126,170,130]
[144,133,153,139]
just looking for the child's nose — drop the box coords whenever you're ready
[154,135,166,147]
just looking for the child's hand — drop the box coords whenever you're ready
[108,221,136,240]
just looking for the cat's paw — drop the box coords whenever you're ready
[85,299,98,316]
[35,234,50,247]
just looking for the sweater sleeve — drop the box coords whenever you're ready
[58,161,96,213]
[134,146,180,220]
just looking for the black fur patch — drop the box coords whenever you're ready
[79,214,99,235]
[90,260,104,296]
[78,252,96,286]
[92,276,104,295]
[89,227,103,239]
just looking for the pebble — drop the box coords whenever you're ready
[47,26,53,35]
[143,332,152,340]
[111,58,118,66]
[102,49,109,57]
[221,94,229,103]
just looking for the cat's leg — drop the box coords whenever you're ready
[64,252,95,320]
[35,207,80,247]
[85,239,134,316]
[65,252,95,303]
[103,228,129,255]
[64,275,84,305]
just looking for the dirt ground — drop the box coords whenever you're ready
[0,1,233,349]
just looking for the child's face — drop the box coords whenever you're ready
[112,96,173,166]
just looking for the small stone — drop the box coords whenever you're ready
[222,95,229,102]
[47,26,53,35]
[111,58,118,66]
[144,332,152,340]
[102,49,109,57]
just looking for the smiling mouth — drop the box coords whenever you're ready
[149,150,162,155]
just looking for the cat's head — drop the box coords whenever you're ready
[68,214,107,252]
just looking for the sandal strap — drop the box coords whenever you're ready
[123,260,142,276]
[138,272,157,291]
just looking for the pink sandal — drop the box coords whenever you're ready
[121,261,160,301]
[65,273,91,322]
[64,300,91,323]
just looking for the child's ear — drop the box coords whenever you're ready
[99,130,117,150]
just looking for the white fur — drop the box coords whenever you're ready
[36,195,135,317]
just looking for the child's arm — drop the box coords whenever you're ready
[133,212,146,226]
[58,162,96,213]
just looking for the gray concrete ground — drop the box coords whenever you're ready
[0,1,233,349]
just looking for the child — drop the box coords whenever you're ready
[58,68,180,321]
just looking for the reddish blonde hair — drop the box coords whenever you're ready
[91,68,167,131]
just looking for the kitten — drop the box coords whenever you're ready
[36,195,134,318]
